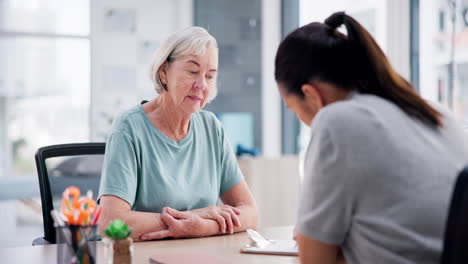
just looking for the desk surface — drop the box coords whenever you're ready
[0,226,299,263]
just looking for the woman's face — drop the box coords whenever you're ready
[278,83,319,126]
[161,48,218,114]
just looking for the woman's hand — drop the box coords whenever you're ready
[140,207,206,240]
[192,205,241,234]
[293,226,298,241]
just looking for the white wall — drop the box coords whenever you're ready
[420,0,445,102]
[385,0,410,80]
[90,0,193,140]
[262,0,282,158]
[239,156,300,227]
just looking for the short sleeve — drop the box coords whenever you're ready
[297,121,355,245]
[218,123,244,195]
[98,132,138,206]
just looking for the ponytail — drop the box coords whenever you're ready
[276,12,442,127]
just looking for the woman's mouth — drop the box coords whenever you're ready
[187,95,202,101]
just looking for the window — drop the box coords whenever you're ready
[0,0,90,247]
[0,0,90,179]
[420,0,468,124]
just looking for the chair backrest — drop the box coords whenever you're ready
[440,166,468,264]
[35,143,105,244]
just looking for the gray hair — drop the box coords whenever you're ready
[149,26,218,99]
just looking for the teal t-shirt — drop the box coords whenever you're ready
[98,105,244,213]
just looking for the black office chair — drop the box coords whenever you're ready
[440,166,468,264]
[33,143,105,245]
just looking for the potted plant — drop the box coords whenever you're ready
[103,219,134,264]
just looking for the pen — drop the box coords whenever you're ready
[51,209,73,246]
[51,209,66,227]
[91,207,102,225]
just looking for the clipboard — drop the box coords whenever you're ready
[240,229,298,256]
[240,239,298,256]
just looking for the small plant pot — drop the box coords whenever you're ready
[103,237,134,264]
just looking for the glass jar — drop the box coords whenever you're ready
[56,225,98,264]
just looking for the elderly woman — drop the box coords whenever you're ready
[98,27,258,241]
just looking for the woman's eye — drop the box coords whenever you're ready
[189,71,198,75]
[207,75,214,80]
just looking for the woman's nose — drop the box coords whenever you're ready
[194,75,207,90]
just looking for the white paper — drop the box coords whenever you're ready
[241,240,298,256]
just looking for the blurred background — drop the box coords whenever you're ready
[0,0,465,247]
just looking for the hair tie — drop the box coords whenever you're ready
[325,11,345,29]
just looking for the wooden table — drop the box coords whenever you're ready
[0,226,299,263]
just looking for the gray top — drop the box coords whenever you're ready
[297,92,468,264]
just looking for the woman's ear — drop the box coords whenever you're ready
[301,83,324,108]
[158,62,169,85]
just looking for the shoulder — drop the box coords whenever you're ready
[194,110,222,129]
[427,100,455,121]
[195,110,219,121]
[314,93,388,133]
[304,94,394,186]
[310,93,403,155]
[193,110,228,147]
[109,105,145,136]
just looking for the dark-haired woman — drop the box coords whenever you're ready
[276,12,468,264]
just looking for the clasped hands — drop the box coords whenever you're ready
[140,205,241,240]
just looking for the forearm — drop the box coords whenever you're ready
[192,204,258,237]
[100,210,165,241]
[235,204,258,231]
